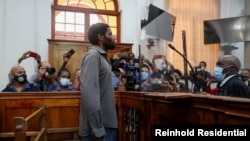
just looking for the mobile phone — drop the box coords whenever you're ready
[66,49,75,58]
[156,55,163,59]
[29,51,38,58]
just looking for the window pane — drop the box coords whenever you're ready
[90,14,101,25]
[105,1,115,10]
[66,24,74,32]
[96,0,105,10]
[66,12,75,23]
[76,25,84,33]
[55,11,65,23]
[108,16,117,27]
[76,13,85,24]
[55,23,65,31]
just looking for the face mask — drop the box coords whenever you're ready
[200,66,205,71]
[161,64,167,69]
[60,78,70,86]
[14,74,27,83]
[141,72,149,80]
[240,75,249,82]
[213,67,226,81]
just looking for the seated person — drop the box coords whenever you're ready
[57,68,77,91]
[2,65,40,92]
[134,64,152,92]
[30,61,60,91]
[240,69,250,86]
[194,61,211,92]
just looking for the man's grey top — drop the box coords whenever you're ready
[79,46,118,137]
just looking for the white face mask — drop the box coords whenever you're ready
[200,66,205,71]
[161,64,167,69]
[60,78,71,86]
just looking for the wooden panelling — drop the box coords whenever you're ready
[1,92,250,141]
[48,39,133,80]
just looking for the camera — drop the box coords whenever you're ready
[125,60,139,91]
[66,49,75,58]
[46,67,56,75]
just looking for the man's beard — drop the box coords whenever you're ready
[103,38,115,50]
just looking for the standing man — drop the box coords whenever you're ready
[213,55,250,98]
[79,23,118,141]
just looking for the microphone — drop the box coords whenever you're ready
[167,44,198,93]
[168,44,175,50]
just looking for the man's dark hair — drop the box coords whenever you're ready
[140,64,150,71]
[173,69,182,77]
[88,23,110,45]
[200,61,206,67]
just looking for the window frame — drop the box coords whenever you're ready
[51,0,121,42]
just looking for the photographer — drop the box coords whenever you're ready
[31,61,60,91]
[193,61,211,92]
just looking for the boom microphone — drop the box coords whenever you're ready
[168,44,175,50]
[167,44,198,93]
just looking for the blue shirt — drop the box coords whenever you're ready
[2,82,40,92]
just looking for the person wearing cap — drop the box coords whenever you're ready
[213,55,250,98]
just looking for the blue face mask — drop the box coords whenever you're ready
[161,64,167,69]
[213,66,226,81]
[60,78,70,86]
[141,72,149,80]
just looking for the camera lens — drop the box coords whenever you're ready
[46,67,56,75]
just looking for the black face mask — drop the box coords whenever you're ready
[14,74,27,84]
[240,75,249,82]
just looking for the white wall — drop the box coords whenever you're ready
[0,0,52,90]
[119,0,168,68]
[220,0,245,69]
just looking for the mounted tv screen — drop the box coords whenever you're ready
[145,4,176,41]
[204,15,250,44]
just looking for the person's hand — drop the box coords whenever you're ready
[37,67,46,80]
[90,131,105,141]
[34,53,41,64]
[18,51,31,64]
[63,53,70,63]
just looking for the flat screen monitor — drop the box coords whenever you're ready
[204,15,250,44]
[145,4,176,41]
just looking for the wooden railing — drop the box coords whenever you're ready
[14,105,46,141]
[0,105,46,141]
[0,91,250,141]
[0,92,81,141]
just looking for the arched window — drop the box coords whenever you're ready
[51,0,120,42]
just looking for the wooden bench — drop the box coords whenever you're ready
[0,92,81,141]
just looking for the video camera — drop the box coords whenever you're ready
[125,59,139,91]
